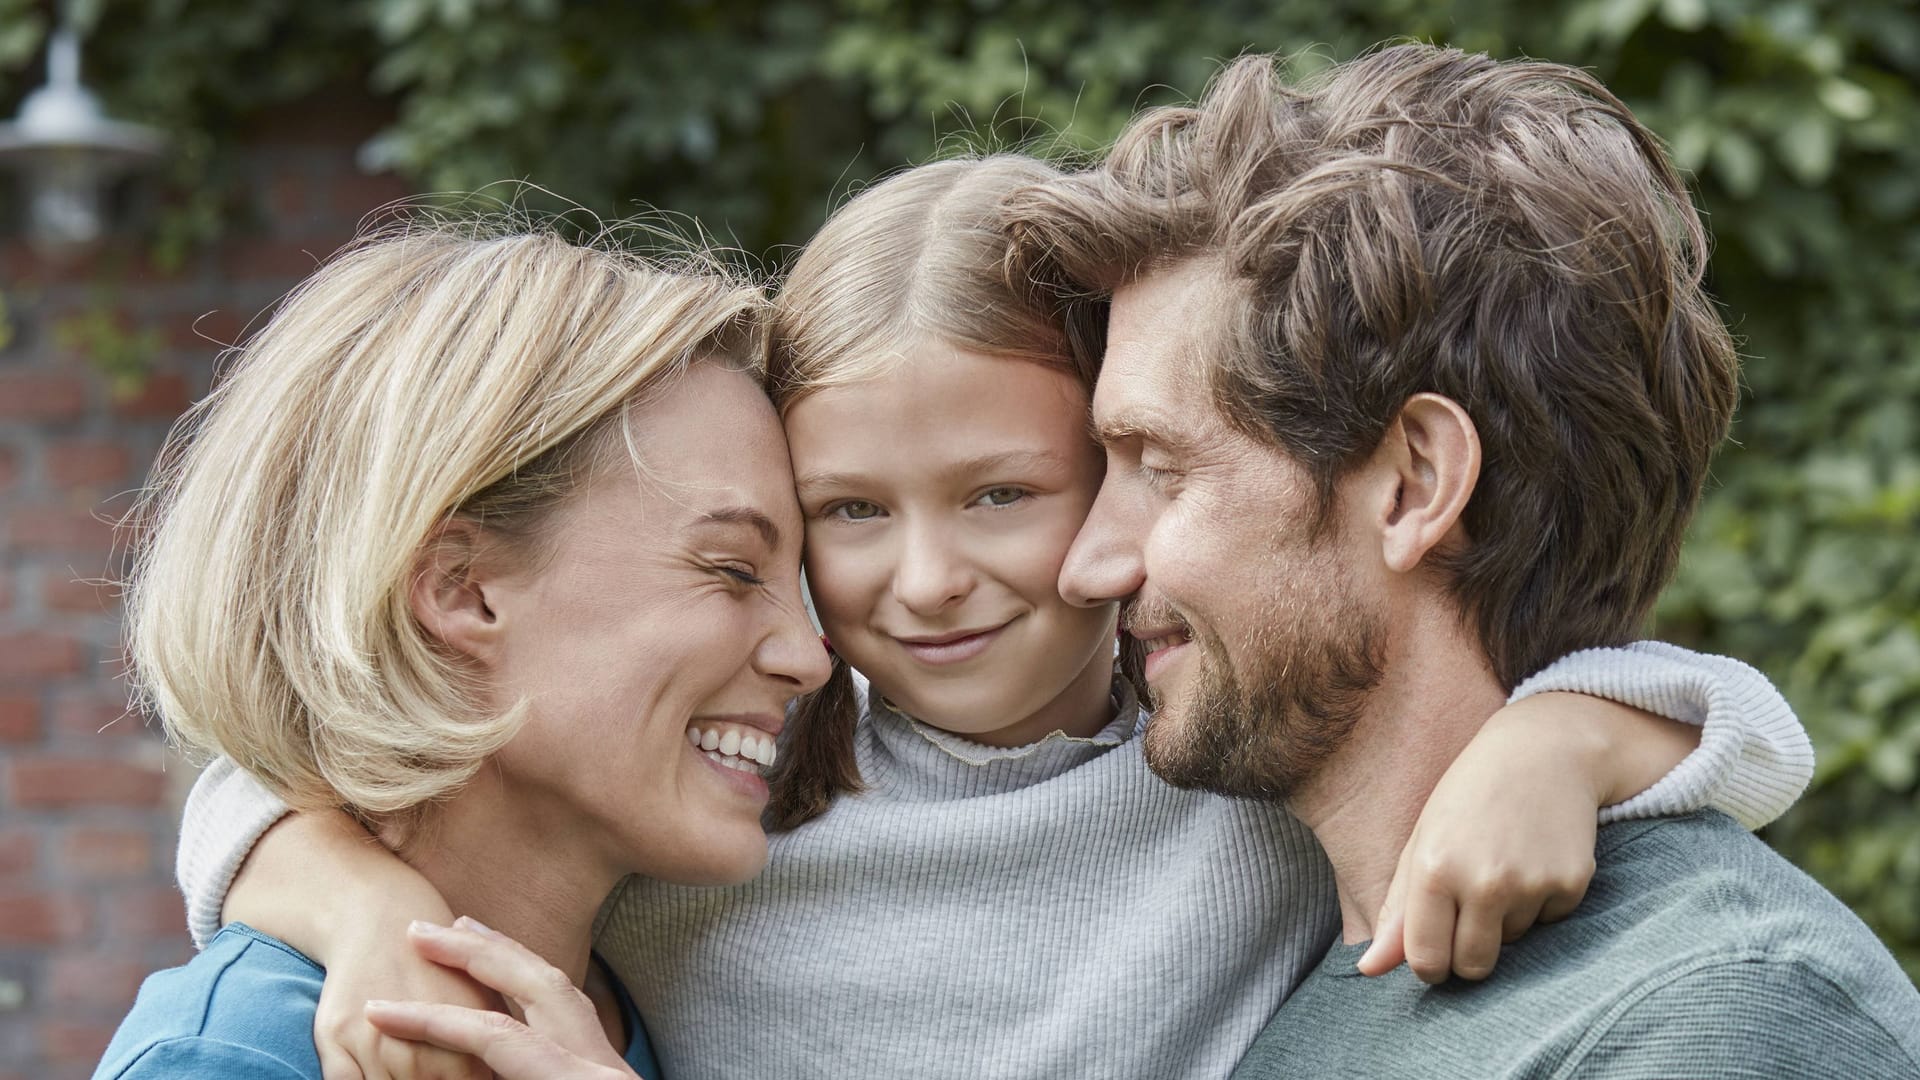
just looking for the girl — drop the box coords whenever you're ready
[178,157,1811,1080]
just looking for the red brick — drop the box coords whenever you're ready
[0,830,35,878]
[0,890,88,943]
[58,828,152,881]
[0,693,39,743]
[7,757,165,808]
[0,569,12,610]
[0,446,16,493]
[105,884,186,939]
[0,371,88,422]
[45,952,149,1009]
[52,691,144,740]
[111,371,191,419]
[40,572,119,616]
[0,632,85,678]
[45,440,132,489]
[7,503,117,554]
[39,1017,117,1065]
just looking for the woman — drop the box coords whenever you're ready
[94,221,830,1078]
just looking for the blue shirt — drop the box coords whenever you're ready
[95,923,660,1079]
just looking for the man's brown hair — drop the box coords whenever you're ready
[1006,43,1739,688]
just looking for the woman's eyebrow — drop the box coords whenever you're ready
[693,506,781,548]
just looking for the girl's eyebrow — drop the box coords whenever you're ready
[795,449,1070,499]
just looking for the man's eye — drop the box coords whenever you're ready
[976,486,1028,508]
[828,500,883,521]
[1138,463,1174,491]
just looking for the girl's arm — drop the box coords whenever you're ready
[1360,641,1811,983]
[175,760,495,1080]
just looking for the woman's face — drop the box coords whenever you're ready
[785,342,1119,748]
[480,361,830,885]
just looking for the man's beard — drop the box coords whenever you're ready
[1128,590,1387,803]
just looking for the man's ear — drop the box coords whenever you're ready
[409,519,504,664]
[1373,393,1481,574]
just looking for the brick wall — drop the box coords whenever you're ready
[0,98,408,1079]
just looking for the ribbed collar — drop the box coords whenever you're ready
[855,675,1146,802]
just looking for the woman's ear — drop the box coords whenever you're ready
[1376,393,1481,574]
[409,519,504,664]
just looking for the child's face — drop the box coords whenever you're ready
[785,342,1120,746]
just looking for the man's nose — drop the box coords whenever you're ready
[1060,478,1146,607]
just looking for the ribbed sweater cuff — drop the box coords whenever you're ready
[1510,641,1814,831]
[176,757,291,949]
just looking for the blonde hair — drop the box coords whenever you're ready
[127,220,766,818]
[767,155,1099,412]
[763,156,1140,830]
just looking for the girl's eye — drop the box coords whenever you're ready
[975,486,1029,508]
[828,500,883,522]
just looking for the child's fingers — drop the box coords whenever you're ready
[406,920,609,1061]
[316,1042,369,1080]
[364,1001,631,1080]
[1358,829,1418,975]
[1448,899,1512,981]
[1401,878,1459,985]
[1537,877,1590,924]
[1355,910,1405,976]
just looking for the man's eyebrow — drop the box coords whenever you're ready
[693,506,781,548]
[1093,408,1192,452]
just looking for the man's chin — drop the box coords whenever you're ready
[1140,706,1293,801]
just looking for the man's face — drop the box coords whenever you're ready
[1061,261,1387,801]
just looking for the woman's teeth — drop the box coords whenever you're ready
[686,725,777,773]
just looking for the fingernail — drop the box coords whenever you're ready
[455,915,501,937]
[364,999,392,1010]
[407,920,445,935]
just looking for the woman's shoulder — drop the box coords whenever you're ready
[94,925,323,1079]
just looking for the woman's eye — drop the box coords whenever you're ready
[720,565,766,587]
[828,500,883,522]
[975,486,1029,508]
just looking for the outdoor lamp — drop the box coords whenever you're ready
[0,27,164,257]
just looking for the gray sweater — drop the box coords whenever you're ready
[177,643,1813,1079]
[1234,812,1920,1079]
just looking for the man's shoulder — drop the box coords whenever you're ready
[94,924,324,1080]
[1234,813,1920,1080]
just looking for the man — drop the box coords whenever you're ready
[1007,43,1920,1077]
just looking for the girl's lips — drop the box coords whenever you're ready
[894,623,1008,666]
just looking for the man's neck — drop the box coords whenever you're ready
[386,775,619,987]
[1287,602,1510,945]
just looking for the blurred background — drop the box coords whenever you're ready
[0,0,1915,1075]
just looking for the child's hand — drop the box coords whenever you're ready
[1356,692,1695,983]
[306,894,498,1080]
[363,918,639,1080]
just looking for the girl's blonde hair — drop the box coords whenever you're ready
[127,219,765,819]
[763,156,1141,831]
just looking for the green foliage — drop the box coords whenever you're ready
[4,0,1915,977]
